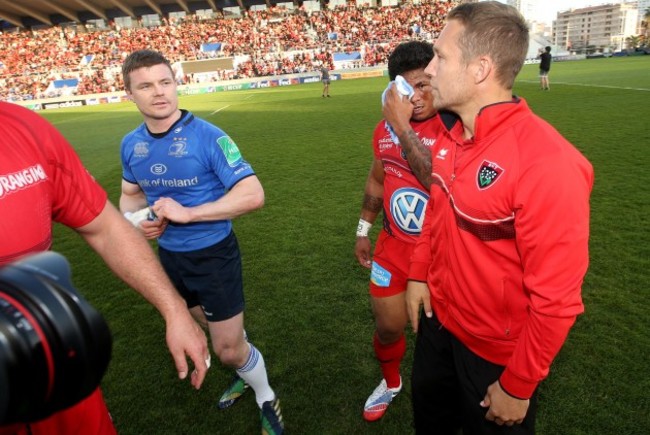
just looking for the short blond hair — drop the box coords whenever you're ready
[447,1,529,89]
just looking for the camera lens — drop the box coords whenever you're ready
[0,252,112,425]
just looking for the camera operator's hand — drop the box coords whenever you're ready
[165,311,210,389]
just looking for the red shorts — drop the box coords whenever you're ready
[0,388,116,435]
[369,231,416,298]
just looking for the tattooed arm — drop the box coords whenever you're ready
[397,129,432,190]
[382,85,432,189]
[355,158,384,268]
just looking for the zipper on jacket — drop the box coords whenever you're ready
[502,277,512,336]
[450,143,460,188]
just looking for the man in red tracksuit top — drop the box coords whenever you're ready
[405,3,594,434]
[0,101,208,435]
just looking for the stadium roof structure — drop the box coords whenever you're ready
[0,0,278,29]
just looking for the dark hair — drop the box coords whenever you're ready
[545,46,552,52]
[447,1,529,89]
[387,41,434,81]
[122,50,173,91]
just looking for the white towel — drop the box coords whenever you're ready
[124,207,155,227]
[381,75,414,145]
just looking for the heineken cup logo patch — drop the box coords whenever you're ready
[477,160,504,190]
[217,136,242,167]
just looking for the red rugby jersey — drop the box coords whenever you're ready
[0,102,113,435]
[372,115,443,244]
[0,102,107,266]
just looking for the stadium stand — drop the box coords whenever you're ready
[0,1,457,102]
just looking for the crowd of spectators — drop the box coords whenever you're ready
[0,0,456,102]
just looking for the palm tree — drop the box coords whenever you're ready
[625,35,641,50]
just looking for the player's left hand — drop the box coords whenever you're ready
[153,197,192,223]
[405,281,431,333]
[481,381,529,426]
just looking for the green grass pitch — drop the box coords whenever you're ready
[37,55,650,434]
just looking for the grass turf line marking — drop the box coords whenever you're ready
[208,94,254,116]
[519,80,650,92]
[210,105,231,115]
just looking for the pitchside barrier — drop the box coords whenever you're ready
[14,67,388,111]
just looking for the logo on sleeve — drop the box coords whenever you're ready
[477,160,504,190]
[217,136,242,167]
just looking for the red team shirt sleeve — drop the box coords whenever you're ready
[499,139,593,398]
[372,122,384,160]
[36,115,107,228]
[408,195,434,282]
[0,103,107,265]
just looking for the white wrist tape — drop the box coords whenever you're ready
[124,207,152,227]
[356,219,372,237]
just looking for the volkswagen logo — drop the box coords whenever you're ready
[390,188,429,235]
[150,163,167,175]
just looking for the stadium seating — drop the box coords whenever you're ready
[0,1,456,102]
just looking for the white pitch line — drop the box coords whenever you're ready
[519,80,650,92]
[210,104,231,115]
[208,94,255,116]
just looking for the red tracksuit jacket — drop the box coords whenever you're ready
[409,98,594,399]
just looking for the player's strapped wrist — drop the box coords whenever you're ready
[356,218,372,237]
[123,207,154,227]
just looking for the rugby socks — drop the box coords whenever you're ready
[236,342,275,408]
[374,332,406,389]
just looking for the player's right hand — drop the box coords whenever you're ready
[481,381,529,426]
[406,281,431,333]
[382,84,414,137]
[165,311,209,390]
[354,237,372,268]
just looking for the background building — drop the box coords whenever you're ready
[637,0,650,36]
[506,0,541,22]
[553,2,639,53]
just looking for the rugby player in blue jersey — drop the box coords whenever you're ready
[119,50,283,435]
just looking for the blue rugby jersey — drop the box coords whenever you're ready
[121,111,255,252]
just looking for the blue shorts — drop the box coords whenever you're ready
[159,231,245,322]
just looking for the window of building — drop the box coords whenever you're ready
[223,6,242,18]
[85,19,109,30]
[169,11,186,21]
[141,14,162,27]
[114,16,134,28]
[195,9,216,19]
